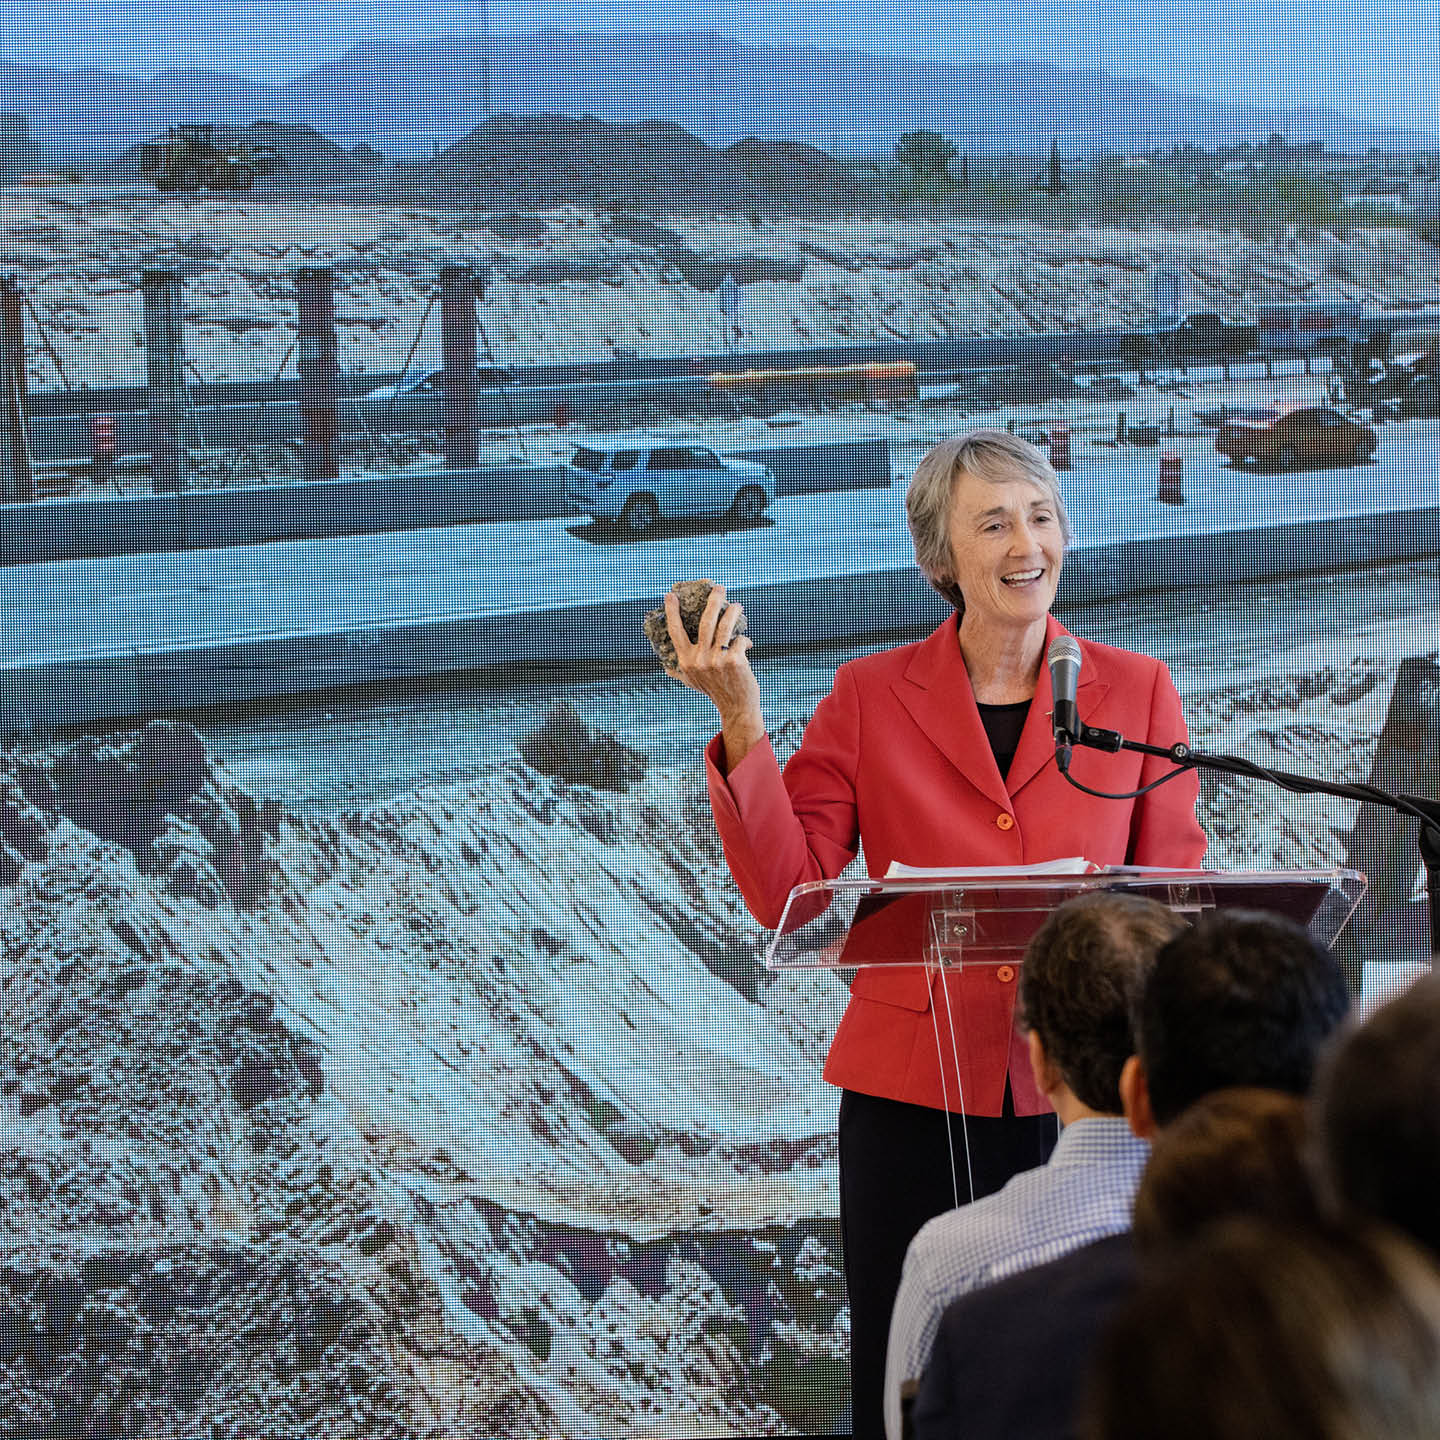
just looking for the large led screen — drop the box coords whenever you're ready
[2,6,1438,1437]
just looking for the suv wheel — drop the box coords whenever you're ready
[1277,445,1298,471]
[728,485,768,526]
[1352,438,1372,464]
[619,493,659,535]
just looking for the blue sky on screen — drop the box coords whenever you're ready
[4,0,1437,134]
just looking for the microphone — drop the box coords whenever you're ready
[1047,635,1082,771]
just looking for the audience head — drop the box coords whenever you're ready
[1018,891,1184,1114]
[1085,1219,1440,1440]
[1131,1086,1320,1258]
[1122,908,1352,1133]
[1313,971,1440,1258]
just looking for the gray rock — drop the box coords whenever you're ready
[642,578,747,673]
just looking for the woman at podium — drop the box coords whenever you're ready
[664,426,1206,1440]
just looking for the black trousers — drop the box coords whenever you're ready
[838,1086,1059,1440]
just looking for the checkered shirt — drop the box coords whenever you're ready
[883,1115,1149,1440]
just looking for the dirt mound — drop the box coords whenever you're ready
[414,111,855,210]
[516,702,648,792]
[723,136,851,190]
[102,121,371,188]
[2,720,278,906]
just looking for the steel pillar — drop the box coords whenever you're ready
[142,268,190,494]
[0,276,34,502]
[440,265,480,469]
[296,266,339,481]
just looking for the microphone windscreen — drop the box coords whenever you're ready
[1047,634,1082,669]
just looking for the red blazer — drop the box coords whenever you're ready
[705,614,1207,1116]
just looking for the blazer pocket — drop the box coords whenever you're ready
[850,964,933,1012]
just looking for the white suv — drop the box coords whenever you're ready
[563,439,777,535]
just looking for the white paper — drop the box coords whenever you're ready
[883,857,1097,879]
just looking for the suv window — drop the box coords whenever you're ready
[648,448,691,470]
[685,447,724,468]
[571,447,605,472]
[610,450,640,470]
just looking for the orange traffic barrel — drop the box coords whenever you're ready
[1157,451,1184,505]
[1048,424,1071,470]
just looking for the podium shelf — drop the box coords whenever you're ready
[764,867,1368,971]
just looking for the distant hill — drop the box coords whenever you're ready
[0,62,270,150]
[2,31,1434,158]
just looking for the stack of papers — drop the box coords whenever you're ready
[884,858,1096,879]
[883,859,1223,880]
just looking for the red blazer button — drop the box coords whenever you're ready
[995,813,1015,831]
[997,964,1016,983]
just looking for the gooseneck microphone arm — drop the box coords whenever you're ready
[1063,720,1440,963]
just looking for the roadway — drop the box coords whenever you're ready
[3,424,1437,731]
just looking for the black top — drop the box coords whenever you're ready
[977,699,1032,781]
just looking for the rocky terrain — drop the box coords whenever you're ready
[1,714,850,1437]
[2,185,1435,390]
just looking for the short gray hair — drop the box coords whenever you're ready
[906,428,1073,614]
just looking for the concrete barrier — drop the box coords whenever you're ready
[1055,505,1440,604]
[739,438,891,497]
[0,438,892,564]
[181,465,573,548]
[0,492,186,560]
[5,502,1437,734]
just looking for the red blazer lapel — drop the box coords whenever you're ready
[885,616,1121,805]
[891,619,1012,811]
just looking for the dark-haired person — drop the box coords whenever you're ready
[1119,908,1353,1132]
[1129,1086,1321,1255]
[664,429,1205,1440]
[1313,970,1440,1259]
[911,909,1351,1440]
[883,892,1182,1440]
[1085,1220,1440,1440]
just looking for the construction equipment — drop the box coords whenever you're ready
[139,125,287,193]
[1369,343,1440,416]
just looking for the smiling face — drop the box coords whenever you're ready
[944,471,1065,632]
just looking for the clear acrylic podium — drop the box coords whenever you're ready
[764,866,1367,1202]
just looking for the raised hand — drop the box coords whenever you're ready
[664,584,766,770]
